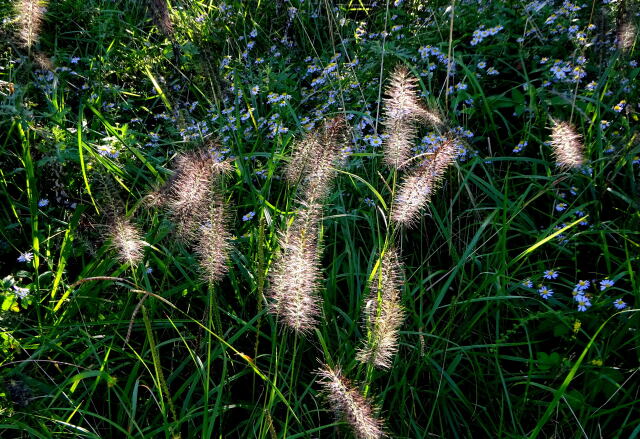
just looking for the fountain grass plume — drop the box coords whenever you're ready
[383,65,443,169]
[148,0,174,36]
[194,196,231,285]
[107,216,146,267]
[163,147,232,241]
[317,365,385,439]
[285,116,348,205]
[356,248,404,369]
[549,120,585,169]
[391,136,459,227]
[269,203,323,333]
[16,0,46,50]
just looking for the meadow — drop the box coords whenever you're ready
[0,0,639,437]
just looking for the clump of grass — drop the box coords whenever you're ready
[356,248,404,370]
[317,365,385,439]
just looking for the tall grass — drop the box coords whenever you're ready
[0,0,638,438]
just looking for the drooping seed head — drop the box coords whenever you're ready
[286,116,348,204]
[383,65,443,169]
[163,147,232,240]
[356,248,404,369]
[549,120,585,169]
[391,136,459,226]
[317,365,385,439]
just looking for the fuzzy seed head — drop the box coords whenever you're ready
[108,217,145,266]
[356,249,404,369]
[286,116,348,204]
[16,0,46,49]
[617,20,636,52]
[391,137,459,226]
[149,0,174,36]
[269,204,323,333]
[550,121,584,169]
[163,147,232,240]
[317,365,385,439]
[383,65,443,169]
[194,198,231,284]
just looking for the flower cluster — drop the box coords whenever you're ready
[470,24,504,46]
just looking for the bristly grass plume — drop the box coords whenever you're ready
[194,195,231,285]
[549,120,585,169]
[161,147,232,241]
[318,365,385,439]
[16,0,46,49]
[391,136,459,226]
[357,248,404,369]
[269,204,323,333]
[285,116,348,204]
[107,216,146,267]
[148,0,174,36]
[383,65,443,169]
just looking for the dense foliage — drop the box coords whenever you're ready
[0,0,638,437]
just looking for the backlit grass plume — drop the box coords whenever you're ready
[285,116,347,204]
[16,0,46,49]
[549,120,585,169]
[148,0,174,36]
[318,365,385,439]
[163,147,232,241]
[391,136,459,226]
[269,204,323,333]
[616,0,636,52]
[357,248,404,369]
[194,196,231,284]
[383,65,443,169]
[108,216,146,267]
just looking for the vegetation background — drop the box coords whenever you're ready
[0,0,638,437]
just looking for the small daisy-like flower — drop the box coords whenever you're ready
[17,252,33,263]
[242,211,256,221]
[613,298,627,310]
[70,56,81,64]
[599,279,614,290]
[477,61,486,69]
[522,279,533,288]
[543,269,559,280]
[555,202,567,212]
[513,140,527,153]
[250,85,260,96]
[577,297,591,312]
[38,199,49,207]
[613,100,626,113]
[538,286,554,299]
[575,279,590,291]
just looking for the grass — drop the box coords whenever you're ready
[1,0,639,437]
